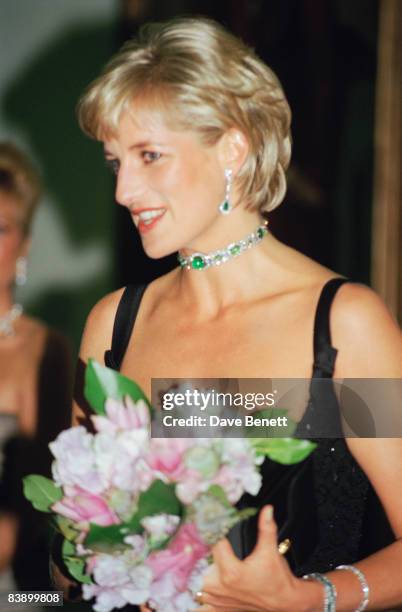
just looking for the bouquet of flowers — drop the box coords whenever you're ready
[23,360,315,612]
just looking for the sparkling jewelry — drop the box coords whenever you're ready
[302,573,337,612]
[0,303,23,338]
[16,256,27,286]
[335,565,369,611]
[218,168,233,214]
[278,538,291,555]
[177,221,268,270]
[195,591,204,605]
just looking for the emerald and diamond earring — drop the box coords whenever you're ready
[218,169,233,215]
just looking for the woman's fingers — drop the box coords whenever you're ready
[249,505,278,560]
[209,538,241,586]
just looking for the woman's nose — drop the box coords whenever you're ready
[115,164,145,208]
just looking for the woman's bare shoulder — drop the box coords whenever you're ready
[79,287,126,363]
[267,234,340,289]
[331,282,401,377]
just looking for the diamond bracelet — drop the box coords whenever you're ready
[335,565,369,612]
[302,573,337,612]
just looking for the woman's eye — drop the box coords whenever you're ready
[142,151,161,164]
[105,159,120,175]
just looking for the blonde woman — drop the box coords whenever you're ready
[69,18,402,611]
[0,143,71,594]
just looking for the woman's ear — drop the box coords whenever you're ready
[217,128,249,175]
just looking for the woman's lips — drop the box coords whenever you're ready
[132,208,166,234]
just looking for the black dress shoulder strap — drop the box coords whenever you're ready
[294,277,350,438]
[104,284,147,371]
[312,277,349,378]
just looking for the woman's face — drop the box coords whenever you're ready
[103,106,229,259]
[0,191,27,292]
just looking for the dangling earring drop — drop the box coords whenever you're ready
[218,169,233,215]
[15,256,27,286]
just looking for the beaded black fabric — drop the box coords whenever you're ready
[104,278,394,581]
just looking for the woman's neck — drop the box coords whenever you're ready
[0,290,14,317]
[176,231,286,318]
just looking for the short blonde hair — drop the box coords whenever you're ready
[78,17,291,212]
[0,142,42,234]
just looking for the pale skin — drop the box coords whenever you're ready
[72,106,402,611]
[0,192,48,572]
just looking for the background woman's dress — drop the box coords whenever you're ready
[0,328,72,609]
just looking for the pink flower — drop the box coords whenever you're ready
[52,486,119,528]
[146,523,209,592]
[147,439,191,480]
[92,397,150,434]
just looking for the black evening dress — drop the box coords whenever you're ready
[101,277,394,601]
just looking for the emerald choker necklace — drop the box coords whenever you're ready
[178,221,268,271]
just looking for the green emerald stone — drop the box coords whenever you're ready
[192,256,205,269]
[257,227,265,239]
[222,200,230,212]
[229,244,241,256]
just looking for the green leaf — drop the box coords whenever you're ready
[85,480,182,548]
[55,516,80,541]
[22,475,62,513]
[84,523,131,548]
[84,359,152,416]
[250,438,317,465]
[206,484,231,508]
[127,480,181,532]
[62,539,92,585]
[236,507,258,522]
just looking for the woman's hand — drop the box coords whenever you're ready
[194,506,312,612]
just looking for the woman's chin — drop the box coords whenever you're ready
[142,241,176,260]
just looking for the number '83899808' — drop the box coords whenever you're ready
[5,592,63,606]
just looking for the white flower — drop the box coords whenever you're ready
[175,476,208,505]
[141,514,180,539]
[148,572,197,612]
[83,553,153,611]
[50,426,106,494]
[122,565,153,604]
[82,584,127,612]
[124,534,146,555]
[93,556,129,588]
[188,558,210,594]
[93,431,150,492]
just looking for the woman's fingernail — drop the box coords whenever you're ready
[265,505,273,523]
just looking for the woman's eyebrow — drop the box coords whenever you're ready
[103,140,165,156]
[129,140,163,149]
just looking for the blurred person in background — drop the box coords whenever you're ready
[0,143,72,597]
